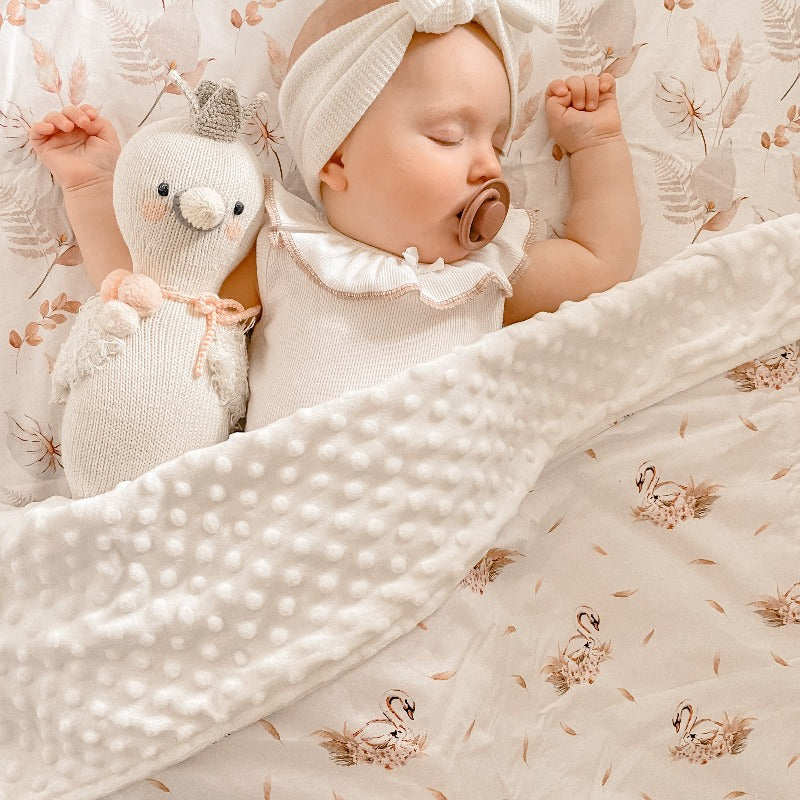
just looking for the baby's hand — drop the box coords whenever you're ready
[545,73,623,155]
[29,105,121,192]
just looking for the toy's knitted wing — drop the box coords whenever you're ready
[51,295,128,403]
[205,322,250,429]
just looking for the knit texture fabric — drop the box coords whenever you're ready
[278,0,559,205]
[52,96,265,498]
[245,179,541,429]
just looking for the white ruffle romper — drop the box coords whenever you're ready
[245,179,540,429]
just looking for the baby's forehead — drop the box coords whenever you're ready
[386,25,510,98]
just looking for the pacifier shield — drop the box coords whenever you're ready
[458,179,511,251]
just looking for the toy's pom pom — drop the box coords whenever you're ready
[100,269,132,302]
[98,300,140,338]
[118,274,163,317]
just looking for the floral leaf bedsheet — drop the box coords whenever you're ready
[1,1,800,799]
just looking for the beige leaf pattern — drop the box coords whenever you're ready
[548,516,564,533]
[707,600,727,615]
[2,2,800,798]
[695,19,720,72]
[463,719,475,742]
[259,718,281,741]
[264,33,289,90]
[722,81,751,129]
[754,523,770,536]
[68,53,87,106]
[511,92,540,141]
[606,42,646,78]
[726,33,743,81]
[560,722,578,736]
[771,651,791,667]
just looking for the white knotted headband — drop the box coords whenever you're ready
[278,0,559,206]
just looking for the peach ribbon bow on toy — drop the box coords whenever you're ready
[99,269,260,379]
[161,289,260,378]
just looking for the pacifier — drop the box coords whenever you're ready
[458,178,511,251]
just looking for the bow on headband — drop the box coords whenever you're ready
[400,0,559,34]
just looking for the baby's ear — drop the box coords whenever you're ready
[319,149,347,192]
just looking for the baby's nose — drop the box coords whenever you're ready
[174,187,226,231]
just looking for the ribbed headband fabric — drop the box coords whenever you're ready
[278,0,559,206]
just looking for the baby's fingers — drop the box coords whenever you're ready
[598,72,617,96]
[564,76,587,110]
[545,78,571,104]
[28,120,57,141]
[581,74,602,111]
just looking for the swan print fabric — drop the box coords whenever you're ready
[97,305,800,799]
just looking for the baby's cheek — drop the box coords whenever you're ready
[225,222,243,241]
[141,200,168,222]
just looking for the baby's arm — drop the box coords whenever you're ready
[29,105,131,288]
[219,243,260,309]
[30,105,260,307]
[503,73,640,325]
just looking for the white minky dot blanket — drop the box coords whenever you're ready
[2,215,800,800]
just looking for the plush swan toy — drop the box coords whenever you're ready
[52,72,265,498]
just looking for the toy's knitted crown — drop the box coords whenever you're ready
[167,70,242,142]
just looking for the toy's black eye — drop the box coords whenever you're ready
[233,201,244,216]
[157,182,170,197]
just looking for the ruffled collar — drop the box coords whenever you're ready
[265,178,532,309]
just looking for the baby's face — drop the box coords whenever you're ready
[320,23,511,265]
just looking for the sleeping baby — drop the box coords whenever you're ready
[29,0,640,469]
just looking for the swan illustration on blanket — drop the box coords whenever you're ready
[632,461,721,529]
[670,700,755,764]
[314,689,427,769]
[459,547,523,594]
[541,606,611,695]
[726,340,800,391]
[750,581,800,626]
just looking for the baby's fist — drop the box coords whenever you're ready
[545,73,622,155]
